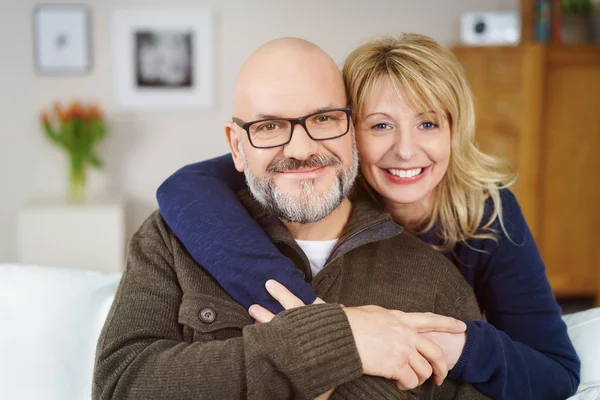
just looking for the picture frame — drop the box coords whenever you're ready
[33,4,93,75]
[111,7,215,110]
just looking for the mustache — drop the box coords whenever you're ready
[267,154,341,173]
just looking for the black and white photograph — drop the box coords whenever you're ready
[112,7,214,110]
[135,30,194,88]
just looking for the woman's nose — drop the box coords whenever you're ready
[393,134,414,160]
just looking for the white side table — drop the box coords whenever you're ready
[17,198,126,273]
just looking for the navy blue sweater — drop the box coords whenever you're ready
[157,154,580,400]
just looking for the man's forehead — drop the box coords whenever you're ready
[232,40,346,121]
[235,82,347,120]
[242,103,345,122]
[251,103,342,120]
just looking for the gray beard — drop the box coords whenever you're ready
[240,138,359,224]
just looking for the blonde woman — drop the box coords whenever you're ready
[156,34,579,399]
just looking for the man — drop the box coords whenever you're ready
[93,38,486,400]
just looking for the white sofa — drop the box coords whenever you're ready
[0,263,599,400]
[0,264,120,400]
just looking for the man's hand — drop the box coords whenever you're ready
[248,280,467,391]
[420,331,466,371]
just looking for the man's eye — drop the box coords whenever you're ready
[256,123,279,131]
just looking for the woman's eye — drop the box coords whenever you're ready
[372,123,389,130]
[420,121,438,130]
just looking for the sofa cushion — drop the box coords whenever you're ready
[0,264,121,400]
[563,307,600,397]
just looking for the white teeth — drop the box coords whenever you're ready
[386,168,423,178]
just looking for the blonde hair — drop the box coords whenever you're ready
[342,33,517,251]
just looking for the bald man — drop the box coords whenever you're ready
[93,38,487,400]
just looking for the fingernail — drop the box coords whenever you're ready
[248,305,258,315]
[458,321,467,330]
[265,280,276,290]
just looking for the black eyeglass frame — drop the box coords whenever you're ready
[232,107,352,149]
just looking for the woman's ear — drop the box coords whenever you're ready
[224,121,245,172]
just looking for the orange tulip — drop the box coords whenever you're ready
[70,100,84,119]
[89,105,103,120]
[40,111,50,125]
[79,105,91,120]
[54,102,69,123]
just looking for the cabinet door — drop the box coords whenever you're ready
[540,59,600,298]
[482,53,524,93]
[454,50,485,95]
[475,121,519,171]
[453,46,544,237]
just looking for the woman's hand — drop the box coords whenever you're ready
[314,388,335,400]
[248,279,324,323]
[420,331,466,371]
[249,281,334,399]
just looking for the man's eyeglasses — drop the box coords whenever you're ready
[232,108,352,149]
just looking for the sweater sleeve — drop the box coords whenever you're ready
[92,216,362,400]
[156,154,316,312]
[448,189,581,400]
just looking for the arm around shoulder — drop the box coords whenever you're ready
[155,154,317,312]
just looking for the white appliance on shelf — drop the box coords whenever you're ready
[461,11,521,46]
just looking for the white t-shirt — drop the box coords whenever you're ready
[295,239,339,278]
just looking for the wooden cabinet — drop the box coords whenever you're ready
[453,45,600,304]
[540,47,600,299]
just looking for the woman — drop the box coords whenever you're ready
[156,34,579,399]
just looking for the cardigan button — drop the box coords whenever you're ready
[199,307,216,324]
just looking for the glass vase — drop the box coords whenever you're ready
[69,156,86,204]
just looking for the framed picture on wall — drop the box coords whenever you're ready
[33,4,93,75]
[111,7,215,110]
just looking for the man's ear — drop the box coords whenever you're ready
[224,121,245,172]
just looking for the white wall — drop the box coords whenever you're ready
[0,0,517,262]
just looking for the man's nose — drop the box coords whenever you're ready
[282,123,319,161]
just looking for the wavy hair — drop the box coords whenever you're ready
[342,33,517,250]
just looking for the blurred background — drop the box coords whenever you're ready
[0,0,598,309]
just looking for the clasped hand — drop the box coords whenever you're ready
[249,280,466,395]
